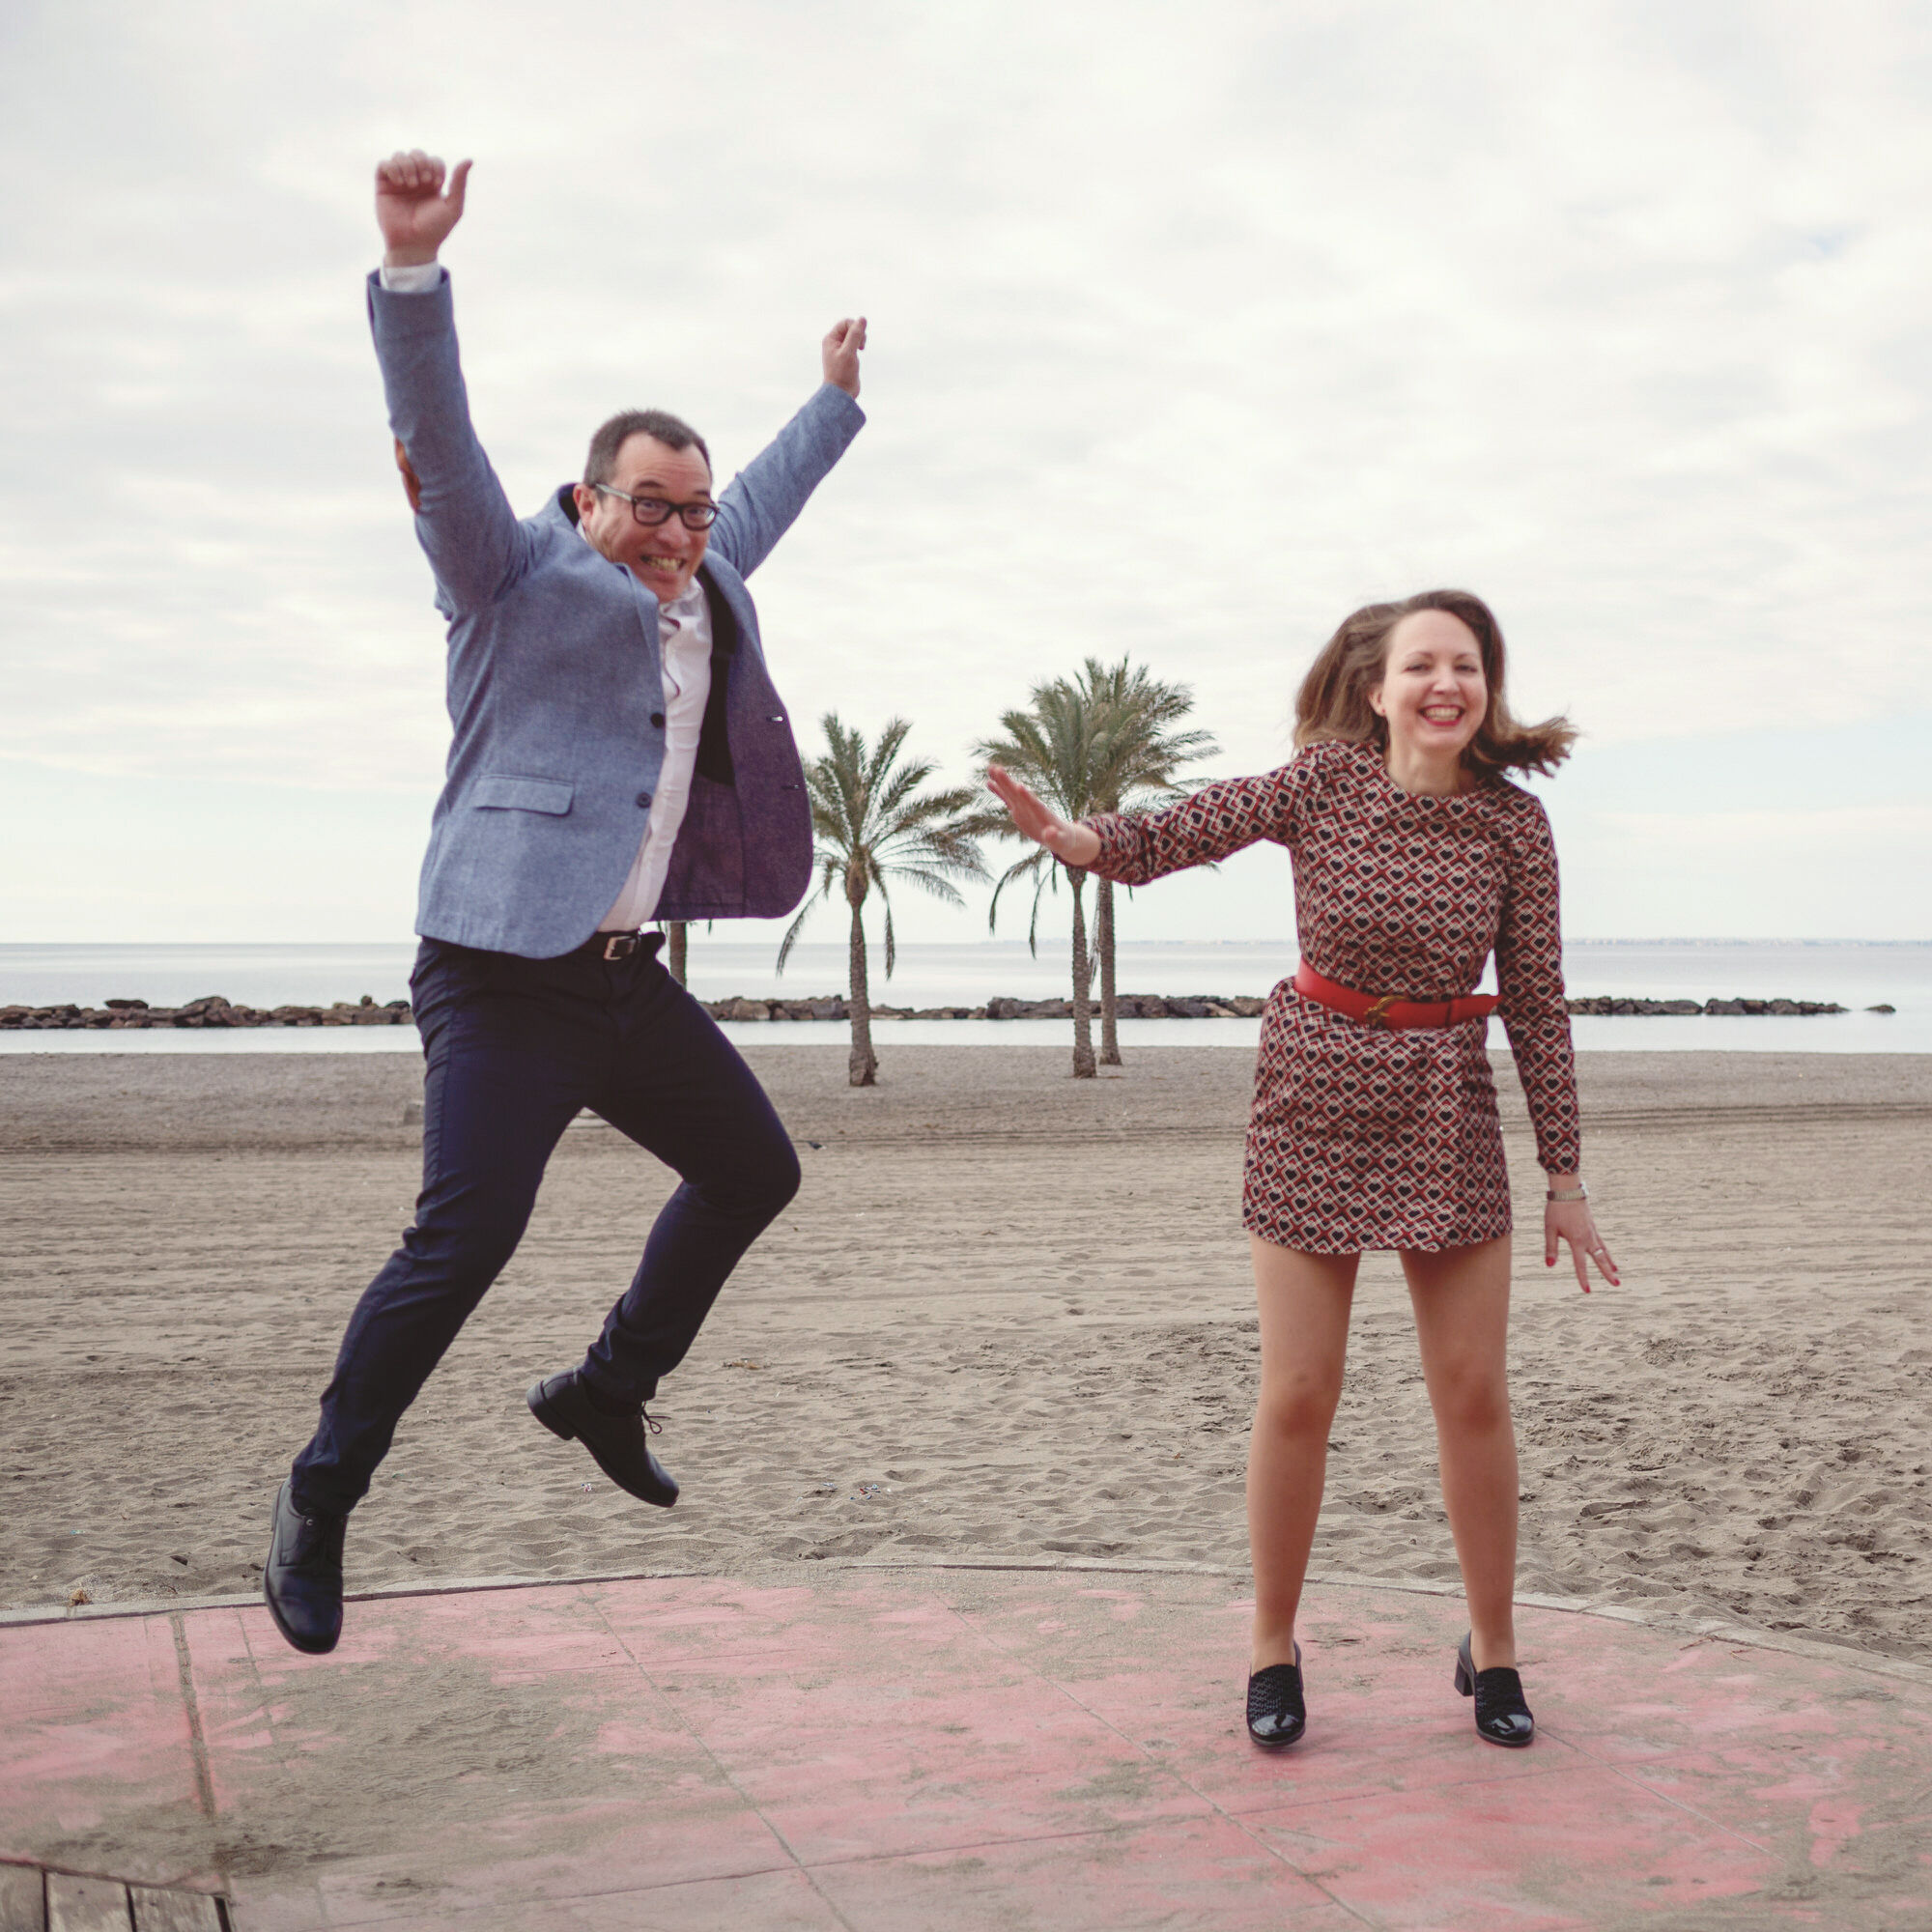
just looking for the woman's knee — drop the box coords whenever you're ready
[1429,1363,1512,1436]
[1256,1371,1344,1443]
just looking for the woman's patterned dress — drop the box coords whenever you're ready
[1088,738,1580,1254]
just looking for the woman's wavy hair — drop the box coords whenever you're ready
[1293,588,1576,778]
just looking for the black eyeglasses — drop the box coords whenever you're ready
[591,484,719,530]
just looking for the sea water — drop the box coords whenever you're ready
[1,940,1926,1054]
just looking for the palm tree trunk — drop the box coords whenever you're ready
[1095,876,1120,1066]
[1068,867,1095,1079]
[846,888,877,1088]
[666,922,688,986]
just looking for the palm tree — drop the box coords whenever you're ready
[1075,659,1218,1065]
[979,664,1217,1077]
[664,923,688,985]
[977,682,1111,1077]
[778,714,994,1087]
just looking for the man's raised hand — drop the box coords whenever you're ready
[376,151,471,268]
[822,317,867,399]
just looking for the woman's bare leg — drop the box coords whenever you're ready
[1248,1236,1358,1670]
[1403,1236,1518,1669]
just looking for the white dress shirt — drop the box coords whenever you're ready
[379,259,714,932]
[596,579,712,929]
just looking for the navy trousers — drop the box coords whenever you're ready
[290,934,801,1517]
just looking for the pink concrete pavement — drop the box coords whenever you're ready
[3,1565,1929,1930]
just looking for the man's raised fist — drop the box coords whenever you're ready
[376,151,471,269]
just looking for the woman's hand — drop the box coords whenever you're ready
[1545,1192,1619,1292]
[987,764,1102,868]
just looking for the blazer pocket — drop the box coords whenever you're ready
[471,774,574,814]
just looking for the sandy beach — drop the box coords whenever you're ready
[3,1045,1927,1665]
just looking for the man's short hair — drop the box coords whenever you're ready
[583,409,711,487]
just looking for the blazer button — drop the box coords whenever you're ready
[635,790,653,808]
[651,712,666,728]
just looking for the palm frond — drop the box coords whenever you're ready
[785,711,998,983]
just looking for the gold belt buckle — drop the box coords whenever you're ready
[1363,993,1402,1028]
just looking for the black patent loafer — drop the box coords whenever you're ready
[1245,1643,1306,1748]
[1455,1632,1534,1747]
[527,1370,677,1507]
[263,1479,345,1655]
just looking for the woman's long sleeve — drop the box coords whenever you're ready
[1086,745,1333,886]
[1494,800,1582,1175]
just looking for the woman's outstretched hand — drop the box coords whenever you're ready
[1545,1195,1619,1293]
[987,764,1102,868]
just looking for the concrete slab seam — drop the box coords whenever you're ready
[1599,1753,1781,1862]
[168,1614,219,1830]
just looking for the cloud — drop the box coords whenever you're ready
[2,0,1929,939]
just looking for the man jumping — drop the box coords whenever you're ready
[264,151,867,1655]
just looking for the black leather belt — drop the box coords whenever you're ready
[575,929,654,962]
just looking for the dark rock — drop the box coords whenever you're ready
[1868,1003,1896,1014]
[104,998,149,1010]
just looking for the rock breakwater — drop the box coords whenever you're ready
[0,989,1881,1030]
[0,995,413,1031]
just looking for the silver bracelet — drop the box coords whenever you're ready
[1547,1182,1589,1204]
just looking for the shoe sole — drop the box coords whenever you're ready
[526,1380,677,1508]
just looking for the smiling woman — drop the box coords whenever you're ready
[986,585,1615,1756]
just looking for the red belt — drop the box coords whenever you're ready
[1293,962,1497,1031]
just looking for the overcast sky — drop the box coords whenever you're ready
[4,0,1929,948]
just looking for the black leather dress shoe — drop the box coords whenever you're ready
[263,1479,345,1655]
[1455,1632,1534,1747]
[527,1371,678,1507]
[1245,1643,1306,1748]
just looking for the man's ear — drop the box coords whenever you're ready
[571,481,600,524]
[393,439,423,513]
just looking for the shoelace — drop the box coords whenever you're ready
[292,1510,346,1571]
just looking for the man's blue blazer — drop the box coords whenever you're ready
[368,270,865,957]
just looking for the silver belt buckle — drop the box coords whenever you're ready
[602,932,639,961]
